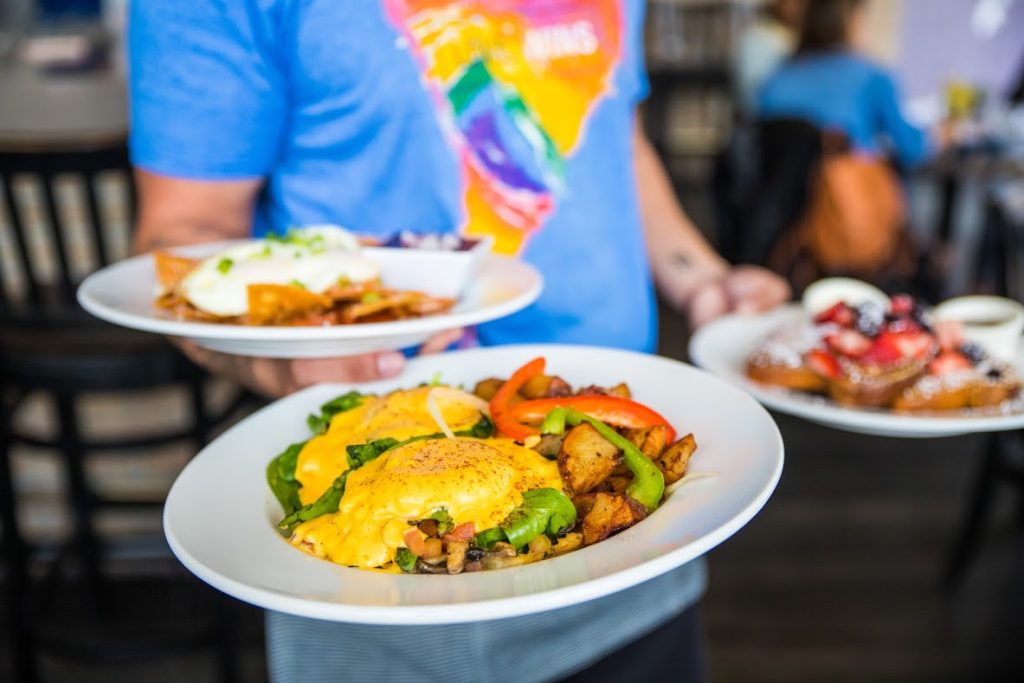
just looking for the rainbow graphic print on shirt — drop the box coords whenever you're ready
[384,0,623,255]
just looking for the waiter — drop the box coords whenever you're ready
[129,1,789,680]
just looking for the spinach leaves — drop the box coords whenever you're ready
[307,391,364,435]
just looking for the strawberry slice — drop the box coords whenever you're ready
[815,302,855,327]
[824,330,872,357]
[860,333,903,365]
[890,294,916,316]
[806,348,842,380]
[887,317,922,334]
[892,331,937,360]
[860,330,936,366]
[928,351,972,375]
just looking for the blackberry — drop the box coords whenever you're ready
[960,343,987,364]
[466,547,485,562]
[855,301,885,337]
[911,302,934,331]
[987,368,1003,380]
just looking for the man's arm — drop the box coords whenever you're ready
[633,117,790,327]
[134,171,261,251]
[132,171,462,396]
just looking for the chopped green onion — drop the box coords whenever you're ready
[216,258,233,274]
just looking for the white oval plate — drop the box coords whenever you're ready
[77,243,542,358]
[690,304,1024,438]
[163,344,783,624]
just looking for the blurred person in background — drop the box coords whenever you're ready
[758,0,940,168]
[128,2,789,682]
[754,0,950,290]
[735,0,807,116]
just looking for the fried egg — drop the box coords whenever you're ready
[290,437,563,569]
[294,386,488,505]
[179,225,378,316]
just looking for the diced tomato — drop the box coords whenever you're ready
[890,294,916,316]
[928,351,972,375]
[443,522,476,542]
[404,529,427,557]
[806,349,842,380]
[824,330,872,357]
[815,302,855,327]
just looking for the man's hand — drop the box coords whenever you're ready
[134,170,466,396]
[174,328,464,398]
[633,117,790,330]
[687,265,791,329]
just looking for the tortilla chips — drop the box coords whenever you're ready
[153,251,455,327]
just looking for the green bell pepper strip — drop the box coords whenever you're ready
[500,488,577,548]
[278,470,350,534]
[542,407,665,512]
[475,488,577,550]
[266,441,307,516]
[395,547,418,573]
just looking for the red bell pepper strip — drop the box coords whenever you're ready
[489,357,546,441]
[508,395,676,444]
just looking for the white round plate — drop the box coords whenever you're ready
[77,244,542,358]
[689,304,1024,438]
[164,344,783,624]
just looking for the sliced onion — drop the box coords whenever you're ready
[426,388,456,439]
[427,386,490,413]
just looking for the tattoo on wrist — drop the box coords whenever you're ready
[671,252,692,269]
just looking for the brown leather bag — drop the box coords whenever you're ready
[798,152,906,273]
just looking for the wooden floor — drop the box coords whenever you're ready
[3,312,1023,682]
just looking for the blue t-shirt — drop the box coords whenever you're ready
[758,51,932,167]
[129,0,657,352]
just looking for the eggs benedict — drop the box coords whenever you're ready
[266,357,698,574]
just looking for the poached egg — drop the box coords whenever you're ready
[178,225,379,317]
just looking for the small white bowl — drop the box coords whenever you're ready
[363,235,494,299]
[934,295,1024,362]
[802,278,889,316]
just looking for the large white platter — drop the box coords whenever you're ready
[77,243,542,358]
[690,304,1024,438]
[163,344,783,624]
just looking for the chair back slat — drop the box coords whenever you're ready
[83,174,110,267]
[0,142,132,322]
[0,173,44,308]
[37,173,76,303]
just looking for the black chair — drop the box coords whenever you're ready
[0,142,241,680]
[712,117,822,267]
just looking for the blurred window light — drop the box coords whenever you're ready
[972,0,1016,38]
